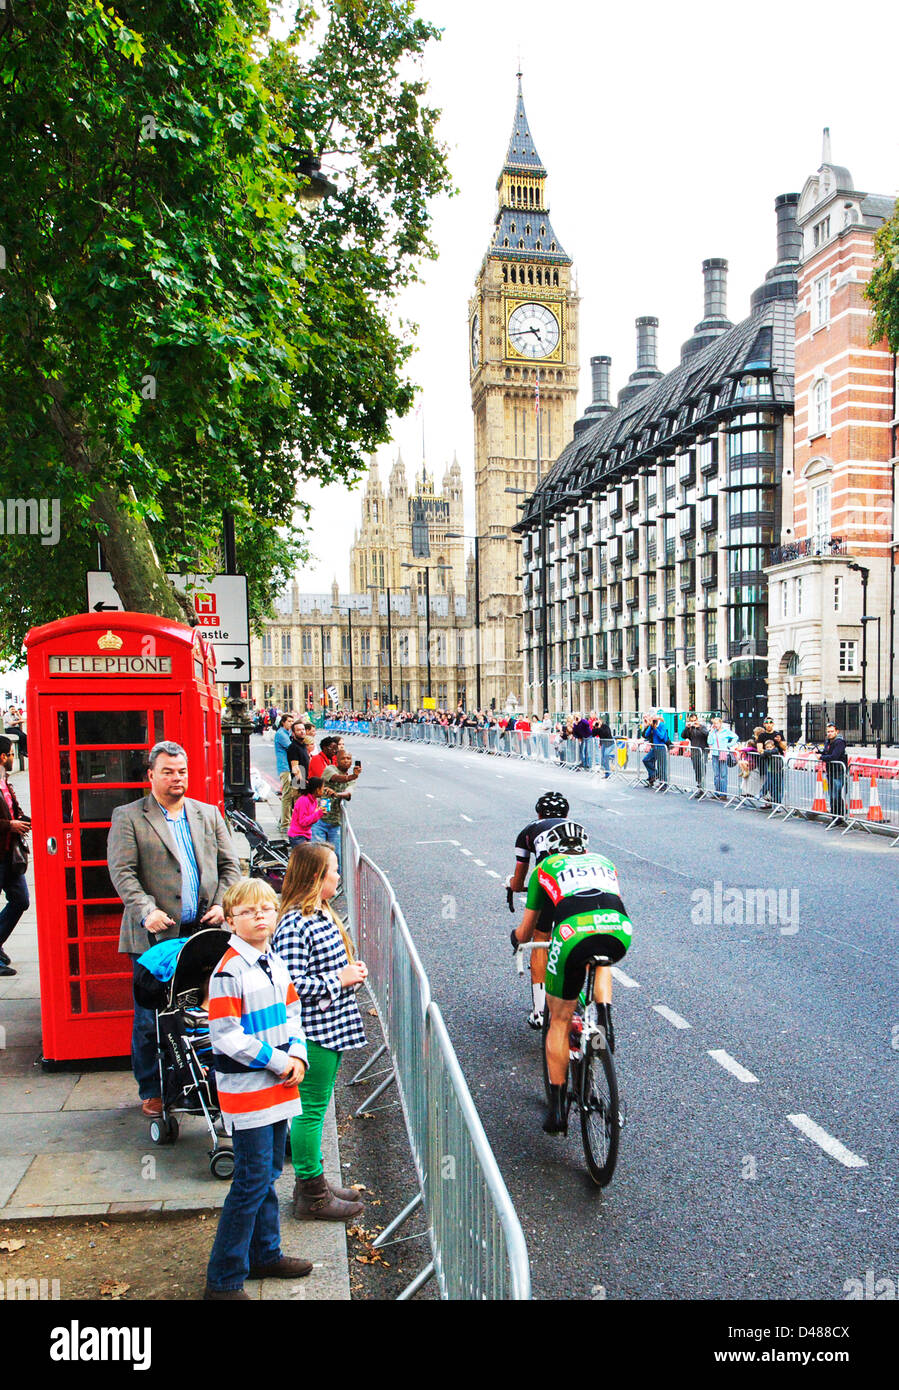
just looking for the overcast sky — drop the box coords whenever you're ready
[295,0,899,592]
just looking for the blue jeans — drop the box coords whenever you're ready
[130,953,161,1099]
[600,742,616,777]
[206,1119,287,1291]
[713,756,729,794]
[0,857,29,948]
[578,739,592,769]
[643,747,660,782]
[311,820,342,876]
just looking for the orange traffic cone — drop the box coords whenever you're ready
[848,770,864,819]
[812,765,827,813]
[867,775,884,823]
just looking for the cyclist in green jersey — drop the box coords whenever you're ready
[511,822,632,1135]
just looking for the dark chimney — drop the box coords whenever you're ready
[750,193,800,310]
[617,317,663,406]
[573,354,614,437]
[680,258,732,362]
[590,355,611,407]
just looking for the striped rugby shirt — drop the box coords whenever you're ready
[207,934,308,1132]
[271,909,367,1051]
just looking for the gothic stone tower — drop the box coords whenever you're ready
[469,75,579,712]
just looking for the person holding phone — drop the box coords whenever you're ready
[314,749,360,876]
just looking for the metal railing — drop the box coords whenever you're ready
[335,721,899,846]
[342,817,531,1300]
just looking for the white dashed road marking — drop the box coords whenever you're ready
[426,793,435,799]
[415,839,460,846]
[786,1114,867,1169]
[653,1005,691,1030]
[485,870,501,879]
[460,814,473,822]
[459,848,472,856]
[473,858,485,866]
[611,966,640,988]
[708,1049,759,1084]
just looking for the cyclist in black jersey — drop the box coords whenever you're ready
[506,792,569,1029]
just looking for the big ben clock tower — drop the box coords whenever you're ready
[470,74,579,712]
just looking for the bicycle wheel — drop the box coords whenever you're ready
[580,1038,620,1186]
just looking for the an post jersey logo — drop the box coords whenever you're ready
[537,858,620,904]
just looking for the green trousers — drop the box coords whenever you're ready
[290,1039,342,1180]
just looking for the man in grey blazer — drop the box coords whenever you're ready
[108,740,242,1115]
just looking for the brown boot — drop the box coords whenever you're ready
[292,1172,363,1222]
[327,1177,364,1204]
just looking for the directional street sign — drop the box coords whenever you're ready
[85,572,251,685]
[86,571,124,614]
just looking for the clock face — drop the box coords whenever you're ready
[471,311,480,368]
[507,301,560,359]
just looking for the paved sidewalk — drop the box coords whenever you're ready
[0,768,350,1299]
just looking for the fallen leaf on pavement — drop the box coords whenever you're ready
[0,1239,26,1253]
[99,1280,130,1298]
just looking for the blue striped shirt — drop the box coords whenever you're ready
[159,801,200,923]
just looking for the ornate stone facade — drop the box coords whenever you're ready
[469,77,579,709]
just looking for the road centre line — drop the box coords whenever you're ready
[473,858,486,866]
[485,870,501,879]
[611,966,640,988]
[653,1004,691,1030]
[786,1114,867,1169]
[415,839,460,846]
[459,848,472,856]
[708,1049,759,1084]
[426,793,435,798]
[460,814,473,822]
[597,837,693,881]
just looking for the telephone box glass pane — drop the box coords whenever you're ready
[70,982,82,1015]
[80,828,109,861]
[65,868,77,900]
[75,749,148,784]
[61,791,73,823]
[82,904,122,938]
[74,710,148,745]
[83,939,122,974]
[67,906,79,938]
[59,752,71,784]
[153,711,165,742]
[81,865,116,900]
[77,786,144,822]
[57,711,70,744]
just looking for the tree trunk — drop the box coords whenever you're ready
[43,376,192,623]
[90,485,192,621]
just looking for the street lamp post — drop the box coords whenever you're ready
[848,562,870,745]
[861,614,882,758]
[319,623,327,718]
[401,563,451,702]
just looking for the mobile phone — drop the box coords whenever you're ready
[354,760,361,770]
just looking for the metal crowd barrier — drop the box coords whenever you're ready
[341,817,531,1300]
[336,724,898,845]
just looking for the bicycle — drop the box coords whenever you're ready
[516,941,621,1186]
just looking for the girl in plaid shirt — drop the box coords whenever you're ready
[272,844,368,1222]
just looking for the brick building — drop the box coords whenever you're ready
[764,134,896,739]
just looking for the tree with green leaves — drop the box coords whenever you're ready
[866,206,899,352]
[0,0,450,663]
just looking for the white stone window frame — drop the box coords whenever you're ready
[838,639,858,675]
[833,575,843,613]
[808,378,831,440]
[812,272,830,330]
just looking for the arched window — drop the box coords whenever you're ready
[553,271,559,286]
[525,223,531,236]
[540,224,546,237]
[510,222,516,234]
[510,265,517,283]
[503,237,509,248]
[528,267,533,284]
[518,239,525,250]
[502,265,508,282]
[535,240,542,251]
[536,268,542,285]
[550,241,556,251]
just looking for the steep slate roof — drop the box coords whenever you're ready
[502,79,547,177]
[518,297,794,526]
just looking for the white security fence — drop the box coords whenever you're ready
[329,720,899,845]
[342,818,531,1301]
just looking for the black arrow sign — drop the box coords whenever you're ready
[221,657,245,670]
[93,602,119,612]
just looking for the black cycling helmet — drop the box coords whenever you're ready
[535,820,588,857]
[535,791,569,819]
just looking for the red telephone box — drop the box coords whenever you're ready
[25,612,224,1064]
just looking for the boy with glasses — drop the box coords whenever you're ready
[204,878,312,1300]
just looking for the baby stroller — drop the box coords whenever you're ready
[134,930,236,1180]
[228,806,292,894]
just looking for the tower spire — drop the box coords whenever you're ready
[822,126,832,166]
